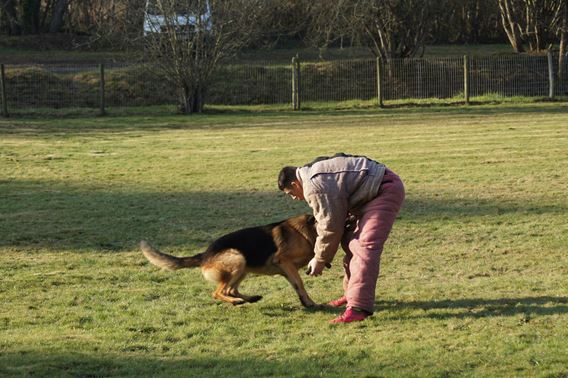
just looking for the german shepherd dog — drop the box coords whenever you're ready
[141,214,326,307]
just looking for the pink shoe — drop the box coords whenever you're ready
[329,307,369,324]
[327,296,348,307]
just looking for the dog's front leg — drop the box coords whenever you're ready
[278,262,317,307]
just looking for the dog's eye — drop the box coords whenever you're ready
[307,215,316,225]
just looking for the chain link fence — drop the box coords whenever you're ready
[1,54,566,116]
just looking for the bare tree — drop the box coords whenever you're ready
[431,0,504,44]
[498,0,525,52]
[251,0,310,48]
[0,0,21,34]
[140,0,265,114]
[0,0,73,34]
[305,0,435,60]
[356,0,436,59]
[48,0,68,33]
[20,0,41,33]
[552,0,567,79]
[66,0,144,47]
[498,0,562,53]
[303,0,355,58]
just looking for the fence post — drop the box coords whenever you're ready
[0,64,8,117]
[296,56,301,110]
[291,56,297,110]
[376,57,384,108]
[291,55,301,111]
[464,55,470,105]
[99,63,106,116]
[547,50,555,99]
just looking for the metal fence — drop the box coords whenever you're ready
[0,54,566,116]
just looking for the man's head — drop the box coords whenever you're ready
[278,166,304,201]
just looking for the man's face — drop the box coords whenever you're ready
[284,180,305,201]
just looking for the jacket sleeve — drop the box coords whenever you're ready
[305,191,349,264]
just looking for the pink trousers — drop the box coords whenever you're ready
[340,168,405,313]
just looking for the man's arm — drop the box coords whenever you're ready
[306,191,349,264]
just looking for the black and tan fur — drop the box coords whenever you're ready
[140,214,321,307]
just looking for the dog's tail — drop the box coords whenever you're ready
[140,240,203,271]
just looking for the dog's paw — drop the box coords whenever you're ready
[301,299,318,308]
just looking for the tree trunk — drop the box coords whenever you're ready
[180,85,192,114]
[498,0,525,52]
[558,1,567,81]
[180,85,205,114]
[559,20,566,81]
[21,0,41,34]
[0,0,21,35]
[49,0,68,33]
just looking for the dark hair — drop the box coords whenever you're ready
[278,166,298,191]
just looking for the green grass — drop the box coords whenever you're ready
[0,46,135,64]
[1,103,567,377]
[2,44,516,64]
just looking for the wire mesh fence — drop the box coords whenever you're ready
[382,57,465,100]
[209,62,291,105]
[299,59,377,103]
[470,55,550,97]
[1,53,566,116]
[4,63,101,109]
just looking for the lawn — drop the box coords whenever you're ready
[1,103,567,377]
[1,44,516,64]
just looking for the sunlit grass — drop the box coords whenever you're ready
[1,103,567,377]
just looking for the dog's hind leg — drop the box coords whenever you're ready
[204,249,249,306]
[228,275,263,303]
[278,262,317,307]
[212,281,247,305]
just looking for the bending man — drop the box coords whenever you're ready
[278,153,405,323]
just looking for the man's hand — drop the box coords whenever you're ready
[306,258,326,276]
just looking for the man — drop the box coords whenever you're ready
[278,153,405,323]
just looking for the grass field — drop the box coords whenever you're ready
[1,44,517,64]
[1,103,567,377]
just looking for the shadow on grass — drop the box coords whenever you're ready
[377,296,568,320]
[0,352,322,377]
[2,299,565,376]
[0,180,302,252]
[261,296,568,319]
[1,179,566,252]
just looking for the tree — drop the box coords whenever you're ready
[498,0,562,53]
[358,0,437,59]
[0,0,69,34]
[0,0,21,35]
[20,0,40,33]
[304,0,435,60]
[140,0,266,114]
[48,0,68,33]
[249,0,310,48]
[431,0,505,44]
[303,0,355,56]
[551,0,567,79]
[66,0,145,48]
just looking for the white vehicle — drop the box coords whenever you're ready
[143,0,212,36]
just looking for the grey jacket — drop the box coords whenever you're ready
[297,154,386,263]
